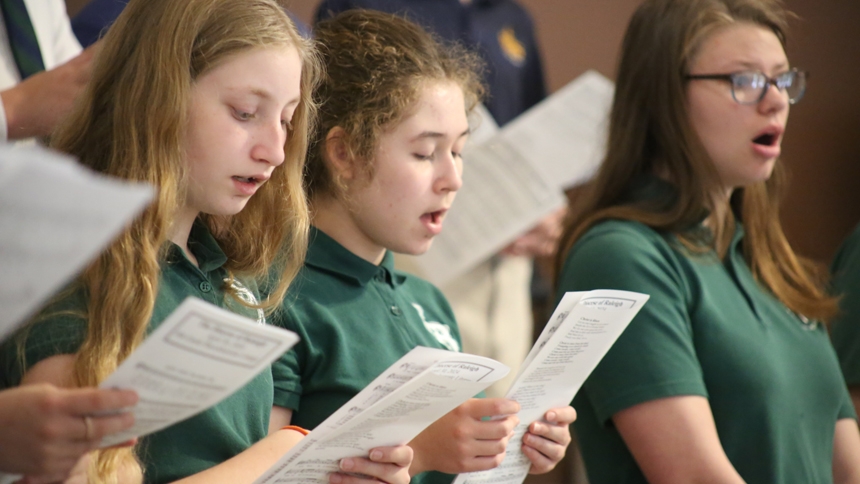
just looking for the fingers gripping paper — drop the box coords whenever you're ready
[452,290,649,484]
[254,347,510,484]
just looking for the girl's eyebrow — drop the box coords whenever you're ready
[411,128,471,141]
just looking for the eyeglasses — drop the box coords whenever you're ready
[685,68,808,105]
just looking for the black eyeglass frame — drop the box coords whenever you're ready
[684,68,808,105]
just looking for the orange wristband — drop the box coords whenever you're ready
[281,425,309,435]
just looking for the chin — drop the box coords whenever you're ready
[393,239,434,257]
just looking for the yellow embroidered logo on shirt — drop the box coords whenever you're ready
[498,27,526,66]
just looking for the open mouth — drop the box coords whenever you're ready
[233,176,260,184]
[752,133,778,146]
[429,210,443,224]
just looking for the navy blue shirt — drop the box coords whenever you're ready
[72,0,311,47]
[316,0,546,126]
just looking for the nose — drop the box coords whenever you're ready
[434,151,463,194]
[758,81,789,114]
[251,119,287,167]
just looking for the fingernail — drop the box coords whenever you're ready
[370,449,383,461]
[330,473,343,484]
[340,458,354,471]
[532,422,543,433]
[547,411,556,421]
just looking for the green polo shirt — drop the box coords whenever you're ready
[832,222,860,386]
[557,202,855,484]
[271,227,461,484]
[1,221,273,484]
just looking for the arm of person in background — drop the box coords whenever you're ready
[0,42,98,141]
[613,395,746,484]
[832,417,860,484]
[266,406,413,484]
[501,207,566,258]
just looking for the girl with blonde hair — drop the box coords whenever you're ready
[555,0,860,482]
[269,10,575,484]
[1,0,411,482]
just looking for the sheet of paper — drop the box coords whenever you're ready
[97,297,299,448]
[498,70,614,189]
[0,145,154,342]
[453,290,649,484]
[397,72,614,286]
[254,346,510,484]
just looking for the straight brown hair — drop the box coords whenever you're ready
[556,0,837,322]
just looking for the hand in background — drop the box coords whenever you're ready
[0,42,100,140]
[502,207,566,258]
[0,384,137,481]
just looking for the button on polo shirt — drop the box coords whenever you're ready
[271,227,462,484]
[557,179,855,484]
[1,221,272,484]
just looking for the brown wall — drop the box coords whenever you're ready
[69,0,860,262]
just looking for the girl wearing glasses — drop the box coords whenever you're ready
[555,0,860,482]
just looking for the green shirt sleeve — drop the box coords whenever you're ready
[1,290,87,387]
[832,223,860,386]
[270,303,304,411]
[558,221,708,425]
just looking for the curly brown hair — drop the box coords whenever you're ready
[306,9,485,199]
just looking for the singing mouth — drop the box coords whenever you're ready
[232,175,266,184]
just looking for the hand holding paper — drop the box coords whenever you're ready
[254,347,510,484]
[521,406,576,474]
[453,289,649,484]
[409,398,520,475]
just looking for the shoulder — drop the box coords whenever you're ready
[558,219,693,300]
[564,220,679,273]
[1,287,88,387]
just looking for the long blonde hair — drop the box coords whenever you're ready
[556,0,837,321]
[47,0,319,479]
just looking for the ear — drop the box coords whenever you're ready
[324,127,357,181]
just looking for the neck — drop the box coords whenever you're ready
[170,206,199,266]
[312,196,387,265]
[703,188,733,234]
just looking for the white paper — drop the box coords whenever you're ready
[497,70,614,189]
[97,297,299,448]
[398,71,614,286]
[254,347,510,484]
[453,290,649,484]
[0,145,154,342]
